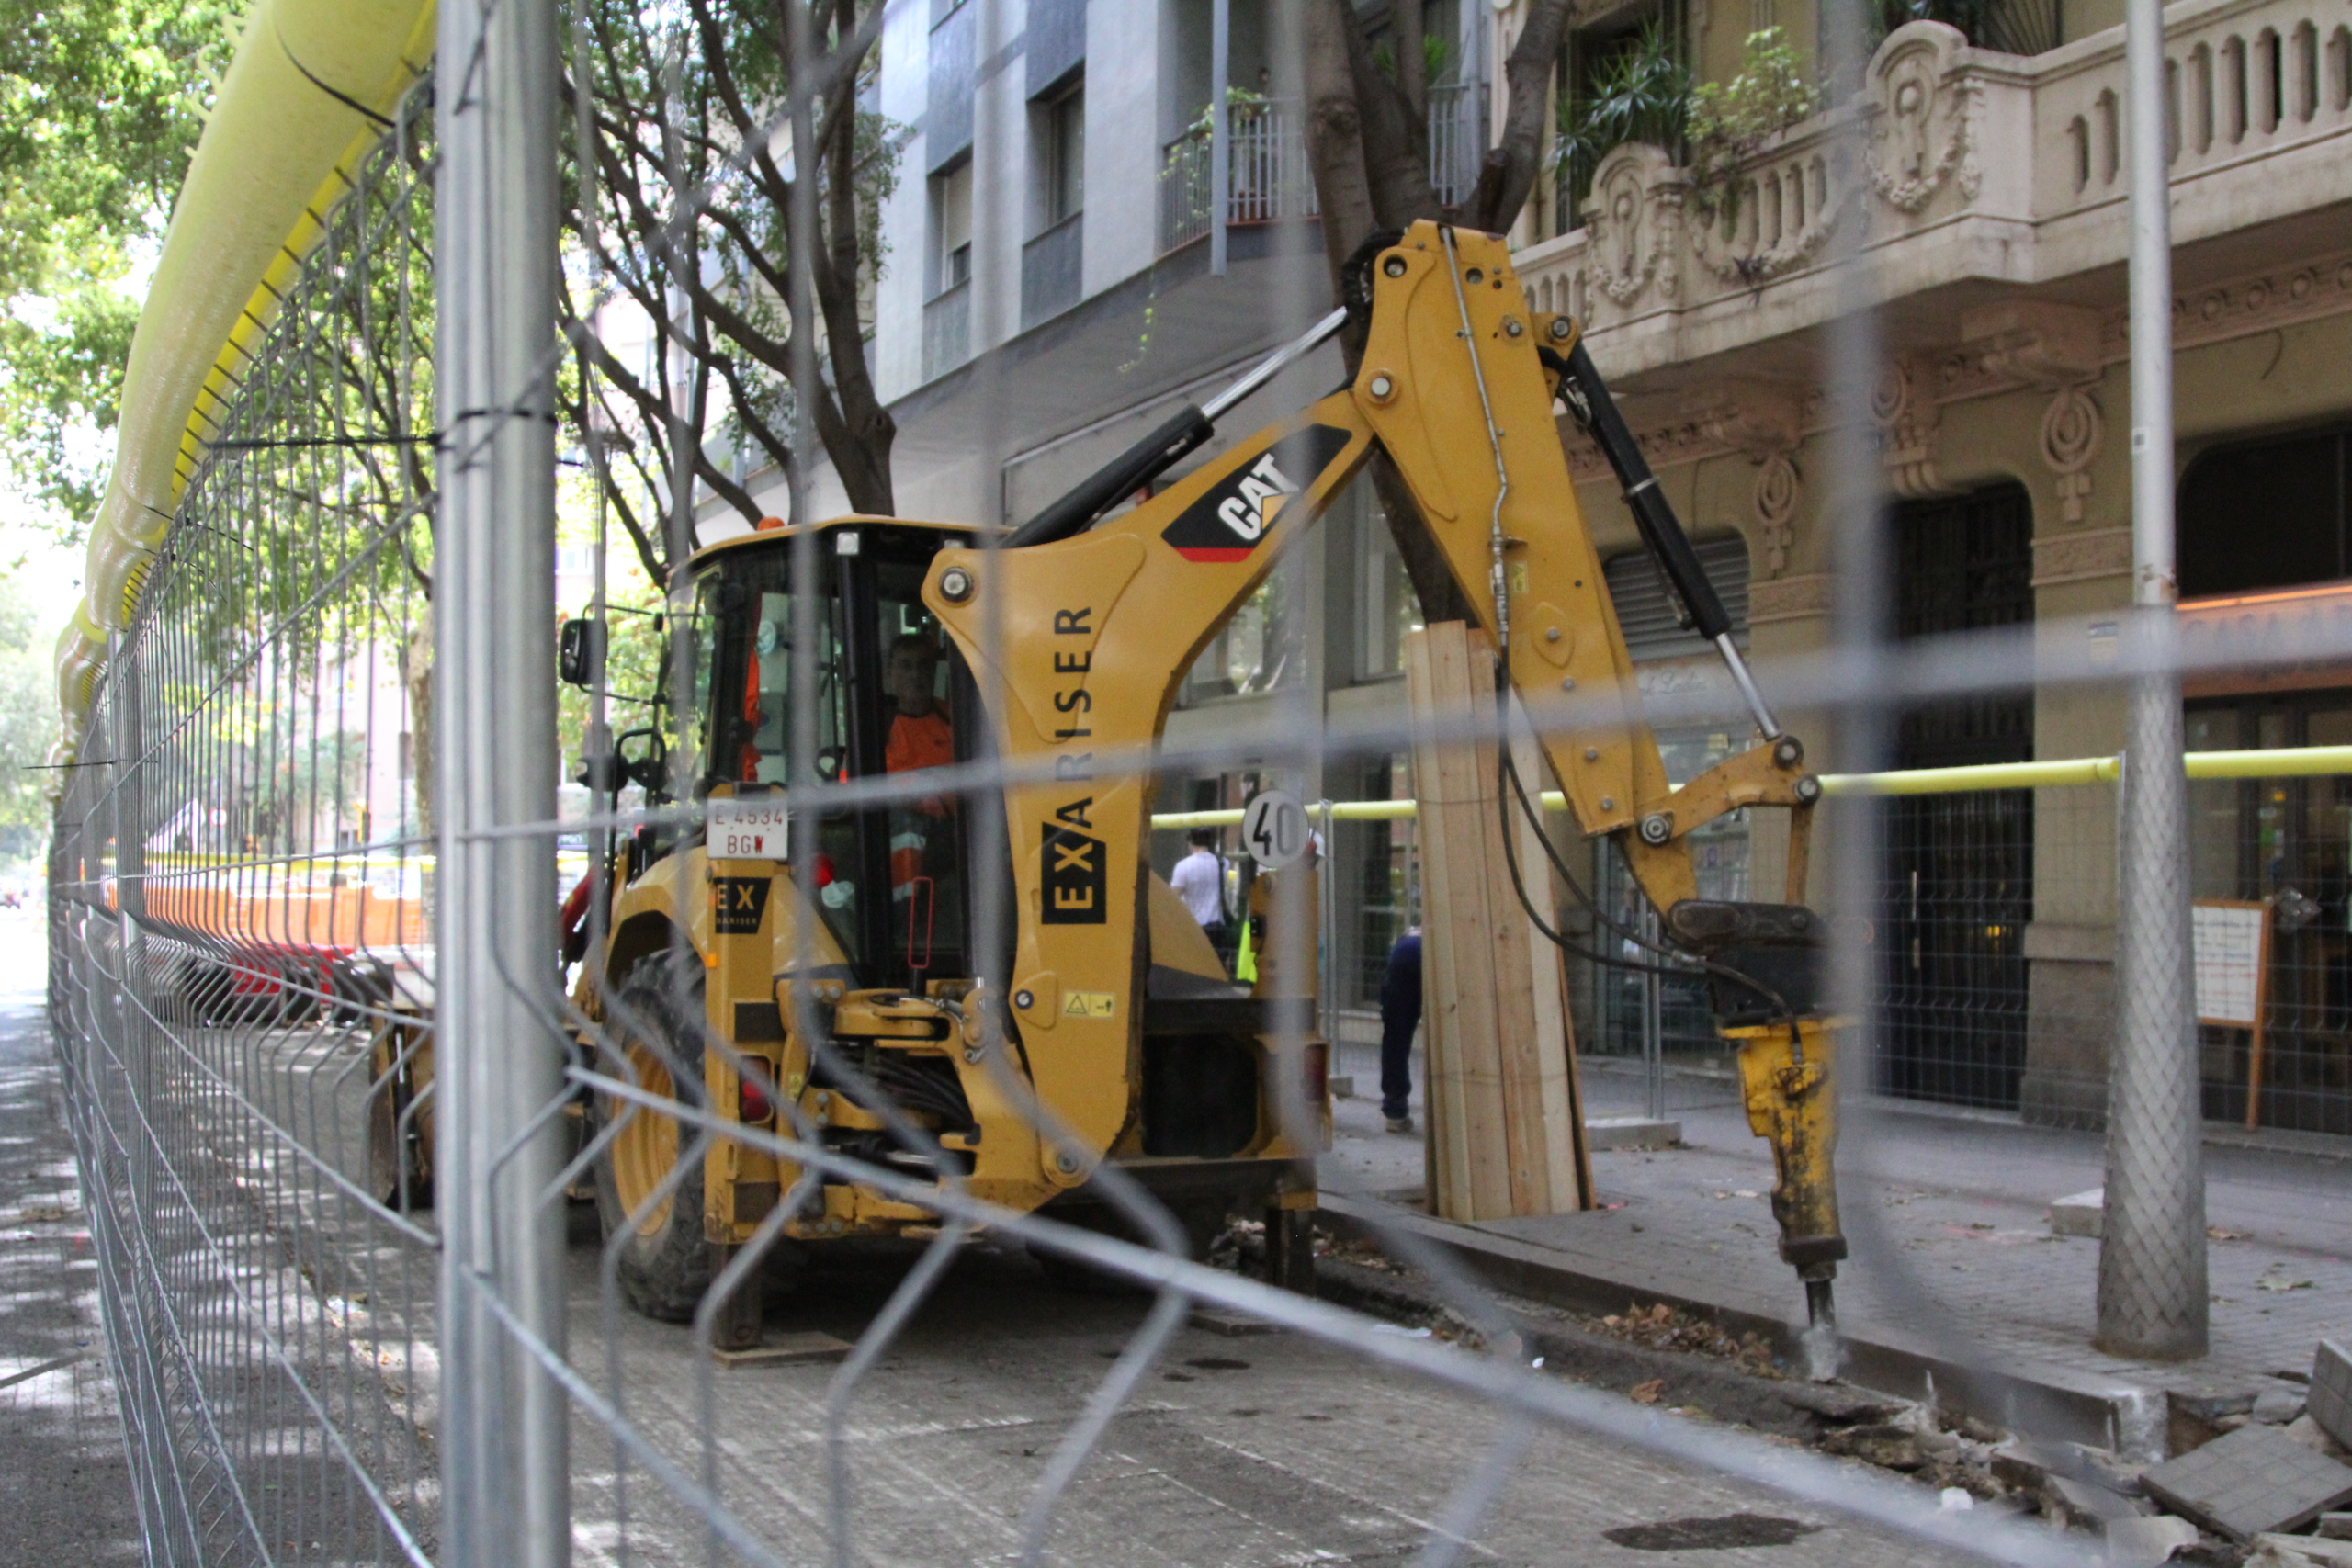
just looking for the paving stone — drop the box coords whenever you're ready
[2046,1473,2153,1526]
[2258,1386,2312,1426]
[2249,1532,2352,1567]
[2288,1416,2347,1457]
[2312,1341,2352,1450]
[2142,1424,2352,1541]
[2103,1515,2199,1567]
[2051,1188,2105,1237]
[1583,1116,1680,1151]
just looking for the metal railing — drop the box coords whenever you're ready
[1159,82,1487,254]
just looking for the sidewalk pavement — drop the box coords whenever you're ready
[1322,1038,2352,1451]
[0,910,142,1565]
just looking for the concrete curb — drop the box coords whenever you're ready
[1297,1250,1906,1442]
[1317,1193,2160,1454]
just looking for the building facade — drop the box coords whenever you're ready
[732,0,2352,1119]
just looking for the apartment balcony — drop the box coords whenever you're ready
[1157,83,1488,254]
[1022,212,1083,329]
[922,278,970,382]
[1516,4,2352,383]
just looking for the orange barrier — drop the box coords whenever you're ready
[142,875,425,951]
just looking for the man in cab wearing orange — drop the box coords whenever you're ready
[883,633,953,900]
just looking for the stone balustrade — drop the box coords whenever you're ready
[1516,4,2352,381]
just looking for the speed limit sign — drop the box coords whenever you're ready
[1240,790,1312,869]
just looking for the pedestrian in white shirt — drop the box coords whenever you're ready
[1170,828,1230,962]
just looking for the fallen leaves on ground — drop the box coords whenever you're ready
[1630,1379,1665,1404]
[1591,1301,1780,1378]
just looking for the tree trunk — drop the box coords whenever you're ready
[1295,0,1577,629]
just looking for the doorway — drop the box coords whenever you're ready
[1879,482,2036,1108]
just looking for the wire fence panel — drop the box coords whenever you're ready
[48,73,441,1568]
[47,5,2335,1565]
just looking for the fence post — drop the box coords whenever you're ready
[1209,0,1228,275]
[2098,0,2207,1359]
[435,0,571,1561]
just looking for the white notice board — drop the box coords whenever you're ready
[2191,900,2269,1027]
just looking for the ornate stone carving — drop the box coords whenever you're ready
[1687,146,1852,288]
[1749,571,1834,625]
[1693,381,1806,455]
[1581,143,1684,313]
[1949,302,2107,521]
[2030,525,2132,587]
[1864,23,1980,216]
[1688,380,1806,577]
[2039,384,2103,525]
[1753,452,1801,575]
[1870,355,1947,498]
[1959,300,2104,388]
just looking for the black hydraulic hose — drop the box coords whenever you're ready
[1491,744,1797,1021]
[1004,406,1214,548]
[1551,341,1735,646]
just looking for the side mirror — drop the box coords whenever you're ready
[558,617,605,689]
[612,727,671,799]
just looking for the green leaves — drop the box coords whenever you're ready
[0,0,241,539]
[1689,30,1822,155]
[1685,28,1824,225]
[1554,23,1692,178]
[0,572,61,852]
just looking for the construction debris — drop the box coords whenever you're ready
[2248,1530,2352,1567]
[2141,1424,2352,1542]
[2050,1188,2105,1237]
[2312,1341,2352,1450]
[2102,1515,2200,1567]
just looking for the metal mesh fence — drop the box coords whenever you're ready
[48,71,440,1566]
[43,0,2352,1562]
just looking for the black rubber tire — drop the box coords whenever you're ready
[592,952,718,1323]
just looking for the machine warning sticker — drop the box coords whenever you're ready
[1062,990,1115,1020]
[713,876,771,935]
[1040,824,1107,924]
[1160,423,1354,562]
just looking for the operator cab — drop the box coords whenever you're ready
[600,518,997,993]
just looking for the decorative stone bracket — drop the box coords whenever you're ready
[1692,383,1807,577]
[1961,301,2107,524]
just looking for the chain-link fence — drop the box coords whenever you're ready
[45,0,2348,1563]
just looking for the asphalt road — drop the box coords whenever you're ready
[5,907,2005,1568]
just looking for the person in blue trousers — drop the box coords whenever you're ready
[1379,928,1423,1134]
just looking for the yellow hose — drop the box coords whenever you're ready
[58,0,434,753]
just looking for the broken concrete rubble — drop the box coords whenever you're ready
[2142,1425,2352,1542]
[2101,1515,2200,1568]
[2312,1342,2352,1451]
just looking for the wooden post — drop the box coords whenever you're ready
[1404,622,1593,1220]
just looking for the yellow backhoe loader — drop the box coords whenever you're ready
[565,220,1844,1348]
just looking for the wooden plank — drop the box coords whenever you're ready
[1405,626,1476,1217]
[1404,623,1593,1220]
[1507,712,1589,1212]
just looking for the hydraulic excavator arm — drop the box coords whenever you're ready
[923,220,1846,1327]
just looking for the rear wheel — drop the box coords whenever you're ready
[592,952,719,1323]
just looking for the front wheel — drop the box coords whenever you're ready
[591,952,720,1323]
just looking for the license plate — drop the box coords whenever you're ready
[706,797,789,860]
